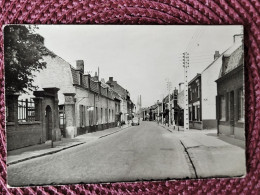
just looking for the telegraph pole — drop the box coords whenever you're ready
[183,52,189,131]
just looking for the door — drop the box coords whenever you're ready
[230,91,235,135]
[45,105,53,140]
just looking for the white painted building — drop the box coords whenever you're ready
[201,35,243,129]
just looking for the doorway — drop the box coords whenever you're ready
[230,91,235,135]
[45,105,53,140]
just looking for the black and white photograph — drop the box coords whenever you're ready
[5,25,245,187]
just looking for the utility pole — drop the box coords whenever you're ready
[183,52,189,131]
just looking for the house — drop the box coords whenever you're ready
[174,85,184,127]
[106,77,129,122]
[215,42,244,140]
[188,74,202,129]
[201,34,244,130]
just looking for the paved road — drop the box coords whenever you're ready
[8,122,195,187]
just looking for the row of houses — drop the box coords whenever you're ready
[6,35,135,151]
[145,34,244,140]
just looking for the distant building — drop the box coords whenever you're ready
[175,85,184,126]
[106,77,129,122]
[216,42,244,140]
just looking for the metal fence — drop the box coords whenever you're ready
[18,99,35,122]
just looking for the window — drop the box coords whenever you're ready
[189,107,192,120]
[101,108,103,124]
[194,105,197,120]
[197,84,200,98]
[109,109,111,122]
[80,105,86,127]
[189,87,191,101]
[96,107,98,125]
[238,88,244,121]
[197,105,200,121]
[88,106,94,126]
[220,96,226,121]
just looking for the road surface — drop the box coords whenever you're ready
[8,122,195,187]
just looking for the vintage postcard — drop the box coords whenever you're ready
[5,25,245,187]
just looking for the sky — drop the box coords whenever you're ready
[36,25,242,107]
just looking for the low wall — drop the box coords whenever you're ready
[7,122,43,151]
[234,126,245,140]
[218,122,245,141]
[77,122,116,135]
[202,119,217,129]
[189,121,202,130]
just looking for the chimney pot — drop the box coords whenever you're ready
[76,60,84,73]
[109,77,113,81]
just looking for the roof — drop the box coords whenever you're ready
[219,44,243,78]
[107,80,127,99]
[188,73,201,85]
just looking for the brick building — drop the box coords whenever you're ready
[188,74,202,129]
[216,43,244,140]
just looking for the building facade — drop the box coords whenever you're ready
[106,77,132,123]
[188,74,202,129]
[216,44,244,140]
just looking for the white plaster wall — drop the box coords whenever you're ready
[20,55,75,105]
[75,87,94,127]
[120,99,127,121]
[201,57,222,120]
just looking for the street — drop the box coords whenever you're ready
[7,121,245,187]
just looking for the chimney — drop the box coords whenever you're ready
[174,87,178,95]
[233,34,243,44]
[214,51,220,60]
[179,82,184,92]
[109,77,113,82]
[93,72,98,81]
[76,60,84,73]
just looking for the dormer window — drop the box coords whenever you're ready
[79,73,83,85]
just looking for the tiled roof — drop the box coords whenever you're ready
[107,89,113,99]
[219,44,243,77]
[100,86,107,96]
[106,80,127,99]
[90,79,99,93]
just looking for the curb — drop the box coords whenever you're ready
[7,142,85,166]
[99,124,132,138]
[7,125,133,166]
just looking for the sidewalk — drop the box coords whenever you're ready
[7,124,132,166]
[159,123,245,149]
[159,123,246,178]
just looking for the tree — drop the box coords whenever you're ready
[4,25,54,94]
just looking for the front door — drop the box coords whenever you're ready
[230,91,235,135]
[45,106,53,140]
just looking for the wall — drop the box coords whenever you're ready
[20,55,75,105]
[7,122,42,151]
[217,66,244,140]
[201,56,222,122]
[177,90,184,109]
